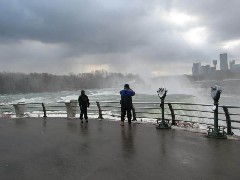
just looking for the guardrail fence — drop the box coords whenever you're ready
[1,100,240,136]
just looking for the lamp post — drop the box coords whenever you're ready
[207,85,226,138]
[156,88,171,129]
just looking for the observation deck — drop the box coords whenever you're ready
[0,117,240,180]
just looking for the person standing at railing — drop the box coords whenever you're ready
[120,84,135,126]
[78,90,90,123]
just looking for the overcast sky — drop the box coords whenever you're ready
[0,0,240,77]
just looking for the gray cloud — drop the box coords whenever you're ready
[0,0,240,76]
[173,0,240,42]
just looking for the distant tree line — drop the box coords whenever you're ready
[0,70,143,94]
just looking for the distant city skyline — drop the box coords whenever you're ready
[192,53,240,76]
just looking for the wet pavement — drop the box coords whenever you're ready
[0,117,240,180]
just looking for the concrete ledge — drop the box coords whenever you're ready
[0,118,240,180]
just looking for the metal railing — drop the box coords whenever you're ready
[0,101,99,118]
[95,101,240,136]
[1,100,240,136]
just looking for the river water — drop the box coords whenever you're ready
[0,80,240,135]
[0,82,239,106]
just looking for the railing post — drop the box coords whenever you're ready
[222,106,234,135]
[96,101,104,119]
[132,106,137,121]
[70,100,77,117]
[168,103,176,125]
[65,100,77,118]
[13,102,25,117]
[42,103,47,117]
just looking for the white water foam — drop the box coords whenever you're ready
[10,97,45,104]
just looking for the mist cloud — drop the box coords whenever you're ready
[0,0,240,77]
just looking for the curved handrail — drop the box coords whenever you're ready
[96,101,240,135]
[0,100,240,136]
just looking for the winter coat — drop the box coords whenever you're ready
[78,94,90,107]
[120,89,135,109]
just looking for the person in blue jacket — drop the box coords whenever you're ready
[120,84,135,126]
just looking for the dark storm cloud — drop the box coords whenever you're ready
[0,0,150,53]
[0,0,240,75]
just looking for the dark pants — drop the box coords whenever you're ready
[121,107,132,123]
[80,106,88,120]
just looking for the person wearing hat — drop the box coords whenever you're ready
[78,90,90,123]
[120,84,135,126]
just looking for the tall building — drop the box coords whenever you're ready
[220,53,228,70]
[192,63,201,75]
[200,65,211,75]
[213,60,217,68]
[229,60,240,72]
[229,60,235,70]
[232,64,240,72]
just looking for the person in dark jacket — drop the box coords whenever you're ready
[120,84,135,126]
[78,90,90,123]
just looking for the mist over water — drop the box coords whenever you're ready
[135,76,212,105]
[1,77,239,107]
